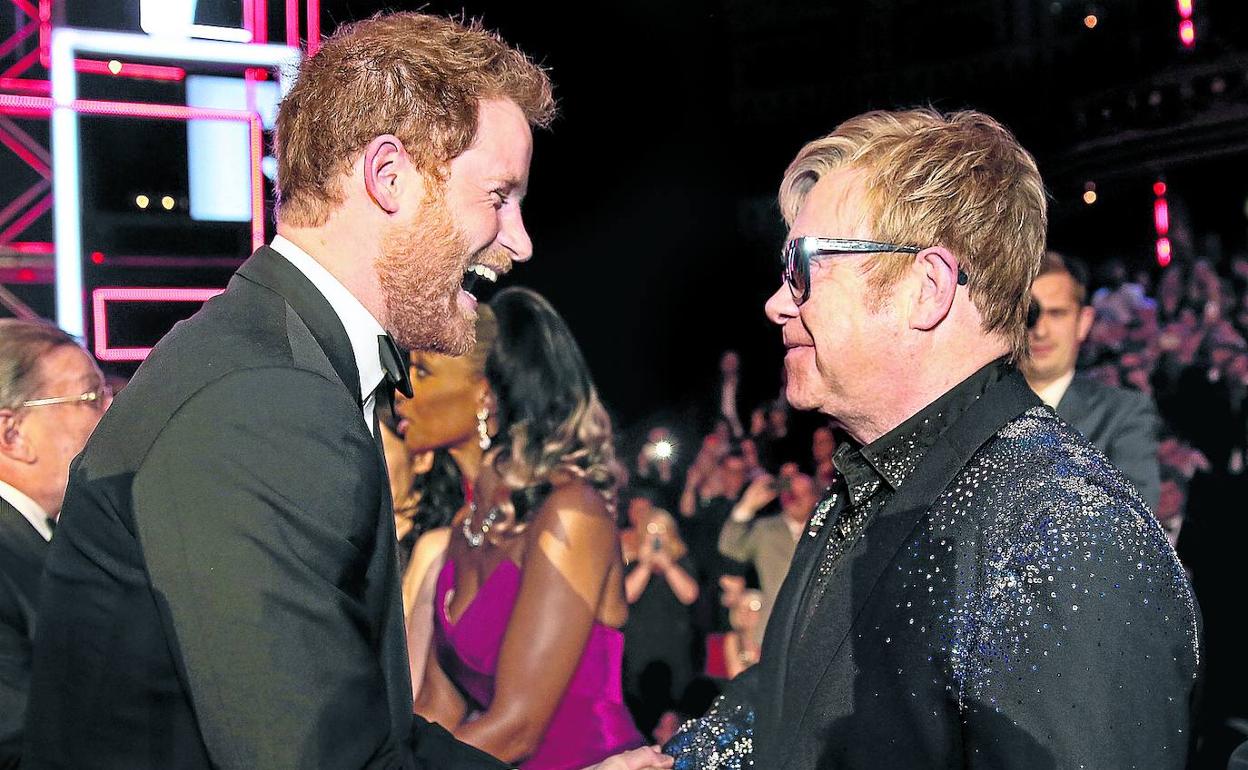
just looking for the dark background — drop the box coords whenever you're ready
[3,0,1248,441]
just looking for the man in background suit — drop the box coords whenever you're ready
[24,13,665,770]
[0,320,108,766]
[1022,251,1162,511]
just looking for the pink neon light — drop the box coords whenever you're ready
[242,0,255,40]
[0,20,37,61]
[0,123,51,176]
[1179,19,1195,47]
[307,0,321,56]
[249,115,265,249]
[0,179,49,229]
[92,287,225,362]
[1154,199,1170,236]
[2,49,38,79]
[0,266,51,284]
[0,93,267,248]
[4,240,54,254]
[9,0,37,18]
[97,255,245,269]
[0,116,50,164]
[1177,0,1193,18]
[286,0,300,47]
[0,98,49,118]
[0,93,258,124]
[37,0,50,67]
[1156,238,1172,266]
[0,192,50,245]
[74,58,187,82]
[254,0,270,44]
[0,77,50,95]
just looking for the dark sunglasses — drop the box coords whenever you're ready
[781,236,967,305]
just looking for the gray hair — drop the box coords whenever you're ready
[0,319,80,410]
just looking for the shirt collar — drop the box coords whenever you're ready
[0,479,52,541]
[833,358,1011,506]
[1035,369,1075,409]
[270,235,386,402]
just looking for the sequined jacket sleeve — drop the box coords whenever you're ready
[950,413,1199,768]
[662,668,757,769]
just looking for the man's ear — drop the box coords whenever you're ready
[362,134,412,215]
[0,409,34,464]
[1076,304,1095,344]
[909,246,961,331]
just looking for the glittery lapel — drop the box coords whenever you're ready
[751,482,843,759]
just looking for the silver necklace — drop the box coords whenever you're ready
[461,502,501,548]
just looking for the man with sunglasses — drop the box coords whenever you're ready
[0,319,109,765]
[662,109,1198,769]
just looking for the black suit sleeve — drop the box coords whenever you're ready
[0,572,29,769]
[131,368,504,769]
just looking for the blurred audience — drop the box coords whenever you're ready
[621,502,699,737]
[721,589,764,680]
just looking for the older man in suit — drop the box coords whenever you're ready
[24,13,666,770]
[663,108,1199,770]
[1021,251,1162,511]
[0,320,108,767]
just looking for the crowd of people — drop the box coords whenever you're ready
[0,9,1239,770]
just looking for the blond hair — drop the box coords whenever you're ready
[778,108,1047,359]
[275,12,555,226]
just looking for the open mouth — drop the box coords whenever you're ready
[461,263,499,298]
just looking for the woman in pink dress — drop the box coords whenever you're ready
[414,288,644,769]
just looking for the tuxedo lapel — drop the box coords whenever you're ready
[235,246,363,406]
[775,372,1042,768]
[237,246,411,733]
[754,493,840,747]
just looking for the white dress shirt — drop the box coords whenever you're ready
[270,235,386,434]
[0,479,53,541]
[1035,369,1076,410]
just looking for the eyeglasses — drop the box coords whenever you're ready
[21,383,112,412]
[781,237,921,305]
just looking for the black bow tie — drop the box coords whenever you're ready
[377,334,413,399]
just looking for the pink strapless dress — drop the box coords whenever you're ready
[434,558,644,770]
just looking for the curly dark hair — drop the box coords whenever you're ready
[486,287,624,521]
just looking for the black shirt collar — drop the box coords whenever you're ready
[833,358,1012,505]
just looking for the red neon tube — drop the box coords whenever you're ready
[0,192,51,245]
[307,0,320,56]
[286,0,300,47]
[0,123,51,177]
[0,77,50,95]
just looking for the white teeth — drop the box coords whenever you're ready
[467,264,498,283]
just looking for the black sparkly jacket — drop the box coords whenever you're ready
[667,368,1201,769]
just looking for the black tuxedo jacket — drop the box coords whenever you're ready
[1056,376,1161,513]
[724,371,1199,769]
[0,495,48,768]
[24,247,505,769]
